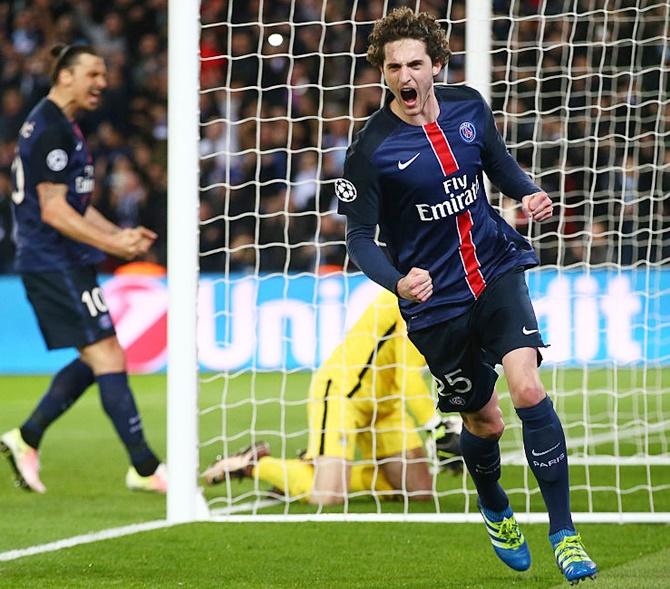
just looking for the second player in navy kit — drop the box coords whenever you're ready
[1,44,167,495]
[337,8,596,585]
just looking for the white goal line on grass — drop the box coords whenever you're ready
[2,512,665,563]
[2,509,668,563]
[0,498,296,562]
[208,513,669,524]
[3,420,668,562]
[0,520,172,563]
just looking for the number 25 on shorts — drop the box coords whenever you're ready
[435,368,473,397]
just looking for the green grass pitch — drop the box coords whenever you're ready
[0,371,669,588]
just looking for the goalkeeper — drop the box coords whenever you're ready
[204,289,461,504]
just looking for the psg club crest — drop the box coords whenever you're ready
[335,178,357,202]
[459,121,476,143]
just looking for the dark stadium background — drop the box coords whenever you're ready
[1,0,668,276]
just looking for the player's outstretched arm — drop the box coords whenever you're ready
[38,182,151,260]
[396,267,432,303]
[521,191,553,222]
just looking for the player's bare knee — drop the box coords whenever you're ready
[461,414,504,441]
[79,336,127,374]
[511,383,546,408]
[481,421,505,441]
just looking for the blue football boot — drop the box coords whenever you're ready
[550,529,598,585]
[478,503,531,571]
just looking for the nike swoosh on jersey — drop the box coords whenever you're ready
[398,153,420,170]
[522,326,539,335]
[531,442,561,457]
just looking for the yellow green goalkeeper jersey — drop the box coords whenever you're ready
[319,289,432,418]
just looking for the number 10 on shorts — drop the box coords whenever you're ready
[81,287,109,317]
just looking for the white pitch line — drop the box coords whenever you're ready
[0,520,172,563]
[210,498,283,516]
[4,421,668,562]
[208,512,670,524]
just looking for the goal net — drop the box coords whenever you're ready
[169,0,670,522]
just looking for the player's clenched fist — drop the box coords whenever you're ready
[396,267,432,303]
[114,227,157,260]
[521,192,553,222]
[134,226,158,255]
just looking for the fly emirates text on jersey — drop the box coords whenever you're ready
[415,173,480,221]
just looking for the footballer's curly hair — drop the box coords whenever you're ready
[366,7,451,68]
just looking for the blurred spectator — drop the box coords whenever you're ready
[291,151,319,212]
[317,201,348,269]
[565,221,611,267]
[107,156,149,229]
[0,170,15,272]
[199,198,226,273]
[0,87,27,141]
[11,9,42,56]
[228,231,257,273]
[77,9,127,58]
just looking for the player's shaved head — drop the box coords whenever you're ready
[50,44,100,84]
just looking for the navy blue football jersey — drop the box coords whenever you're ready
[11,98,104,272]
[338,85,540,331]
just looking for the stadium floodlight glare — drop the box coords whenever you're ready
[168,0,670,523]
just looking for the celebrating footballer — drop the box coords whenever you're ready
[337,7,597,585]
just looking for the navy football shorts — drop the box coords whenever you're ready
[408,267,546,414]
[21,266,116,350]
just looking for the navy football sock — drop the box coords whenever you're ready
[20,359,95,449]
[460,426,509,513]
[97,372,160,476]
[516,396,573,535]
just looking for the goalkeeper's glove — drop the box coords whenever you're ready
[429,416,463,475]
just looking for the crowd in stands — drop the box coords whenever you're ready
[1,0,668,274]
[488,0,670,267]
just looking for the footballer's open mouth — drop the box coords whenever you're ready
[400,87,418,107]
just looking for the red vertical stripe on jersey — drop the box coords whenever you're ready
[423,121,459,176]
[456,210,486,298]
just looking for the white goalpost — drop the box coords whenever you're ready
[167,0,205,522]
[167,0,670,523]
